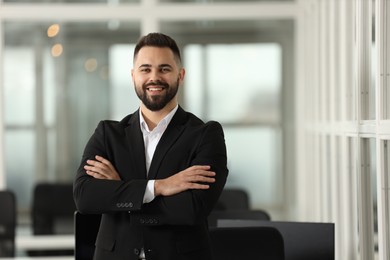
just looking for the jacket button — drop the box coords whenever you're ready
[133,248,140,255]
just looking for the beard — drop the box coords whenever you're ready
[134,79,179,111]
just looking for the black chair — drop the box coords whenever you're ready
[74,211,101,260]
[214,188,249,210]
[208,209,271,227]
[0,190,16,257]
[29,183,76,256]
[218,219,334,260]
[209,226,285,260]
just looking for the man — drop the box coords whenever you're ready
[73,33,228,260]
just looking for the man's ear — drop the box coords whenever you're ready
[179,68,186,82]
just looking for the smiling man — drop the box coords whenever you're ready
[73,33,228,260]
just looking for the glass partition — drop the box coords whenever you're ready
[161,19,292,210]
[357,138,378,259]
[3,21,140,211]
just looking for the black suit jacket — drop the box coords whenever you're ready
[73,106,228,260]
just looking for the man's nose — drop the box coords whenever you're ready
[149,70,162,82]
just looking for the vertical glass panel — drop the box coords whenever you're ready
[358,138,378,259]
[4,47,35,125]
[359,0,376,120]
[5,130,35,210]
[207,43,281,123]
[385,1,390,119]
[369,138,378,254]
[185,43,281,123]
[383,140,390,259]
[224,127,283,208]
[109,44,139,120]
[348,137,361,260]
[369,0,376,120]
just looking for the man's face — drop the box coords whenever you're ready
[132,46,185,111]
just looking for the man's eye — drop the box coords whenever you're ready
[141,68,150,72]
[161,67,171,72]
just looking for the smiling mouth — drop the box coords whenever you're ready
[146,86,165,92]
[146,87,164,92]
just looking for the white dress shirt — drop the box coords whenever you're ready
[138,105,178,259]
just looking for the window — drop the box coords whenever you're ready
[183,43,283,209]
[4,21,140,212]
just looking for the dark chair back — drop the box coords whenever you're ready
[209,226,284,260]
[208,209,270,227]
[0,190,16,257]
[30,183,75,256]
[214,188,249,210]
[218,219,334,260]
[74,211,101,260]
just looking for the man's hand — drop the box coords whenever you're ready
[84,155,121,180]
[154,165,215,197]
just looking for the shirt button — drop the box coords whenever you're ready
[133,248,140,255]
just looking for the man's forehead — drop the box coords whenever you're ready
[135,47,175,60]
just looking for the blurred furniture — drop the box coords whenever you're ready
[0,190,16,257]
[208,209,271,227]
[0,257,73,260]
[209,226,284,260]
[214,188,249,210]
[16,234,74,251]
[74,211,101,260]
[29,183,75,256]
[209,188,270,226]
[73,211,283,260]
[218,219,334,260]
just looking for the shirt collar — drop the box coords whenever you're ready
[139,105,179,133]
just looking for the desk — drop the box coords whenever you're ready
[16,235,74,251]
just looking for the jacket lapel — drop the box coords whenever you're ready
[147,107,187,180]
[125,110,147,179]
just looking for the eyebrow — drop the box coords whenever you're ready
[138,64,173,69]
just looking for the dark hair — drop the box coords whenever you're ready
[133,33,182,66]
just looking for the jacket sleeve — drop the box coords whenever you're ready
[73,121,147,214]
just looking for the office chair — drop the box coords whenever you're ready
[0,190,16,257]
[209,226,285,260]
[208,209,271,227]
[29,183,76,256]
[214,188,250,210]
[74,211,101,260]
[218,219,334,260]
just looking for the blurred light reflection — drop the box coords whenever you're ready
[51,43,63,57]
[47,24,60,38]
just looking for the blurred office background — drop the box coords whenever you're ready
[0,0,389,259]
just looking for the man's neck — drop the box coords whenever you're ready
[140,102,177,131]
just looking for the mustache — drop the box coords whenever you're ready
[144,81,169,88]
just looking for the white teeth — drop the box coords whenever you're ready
[148,87,163,91]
